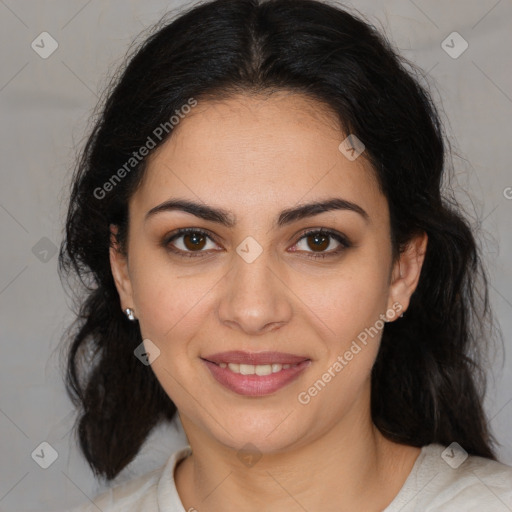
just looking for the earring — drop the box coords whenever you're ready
[124,308,136,321]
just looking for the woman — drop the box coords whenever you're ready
[60,0,512,510]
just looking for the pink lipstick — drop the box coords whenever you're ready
[201,351,311,396]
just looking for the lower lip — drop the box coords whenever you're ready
[201,359,311,396]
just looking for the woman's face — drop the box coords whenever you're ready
[110,92,424,454]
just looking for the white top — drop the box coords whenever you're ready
[69,443,512,511]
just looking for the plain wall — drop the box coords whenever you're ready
[0,1,511,510]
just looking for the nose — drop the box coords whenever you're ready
[216,249,293,336]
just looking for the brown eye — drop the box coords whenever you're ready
[182,232,207,251]
[163,228,219,257]
[306,232,330,252]
[292,229,351,259]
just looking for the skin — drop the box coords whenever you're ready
[110,91,428,512]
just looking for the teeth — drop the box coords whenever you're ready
[255,365,272,376]
[223,362,298,375]
[240,364,255,375]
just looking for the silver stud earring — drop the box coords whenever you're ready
[124,308,136,321]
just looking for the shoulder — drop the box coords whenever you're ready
[67,467,162,512]
[388,443,512,511]
[426,443,512,497]
[68,446,191,512]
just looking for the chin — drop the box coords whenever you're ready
[206,411,307,454]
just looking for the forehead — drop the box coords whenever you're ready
[131,92,385,224]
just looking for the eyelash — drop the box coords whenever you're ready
[162,227,351,260]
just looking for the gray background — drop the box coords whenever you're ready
[0,1,511,510]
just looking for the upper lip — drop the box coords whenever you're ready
[202,351,310,365]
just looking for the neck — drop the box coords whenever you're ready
[175,404,420,512]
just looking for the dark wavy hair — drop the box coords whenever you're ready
[58,0,502,481]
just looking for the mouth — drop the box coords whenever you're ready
[200,351,312,396]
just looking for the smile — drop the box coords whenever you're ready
[201,355,311,396]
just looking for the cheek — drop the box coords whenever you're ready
[128,250,212,346]
[292,259,389,345]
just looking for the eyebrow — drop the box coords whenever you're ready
[145,197,369,227]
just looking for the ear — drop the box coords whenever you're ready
[386,231,428,321]
[109,224,135,313]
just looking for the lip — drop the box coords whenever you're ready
[202,351,310,365]
[201,352,312,396]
